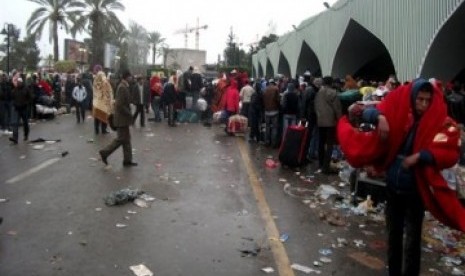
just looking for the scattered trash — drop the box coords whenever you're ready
[239,248,261,257]
[319,210,347,227]
[86,138,94,143]
[279,233,289,243]
[127,210,137,214]
[237,209,249,216]
[7,231,17,236]
[61,151,69,157]
[104,189,144,206]
[29,138,61,144]
[351,195,374,215]
[265,158,278,169]
[95,207,102,212]
[133,198,150,208]
[348,252,385,270]
[129,264,153,276]
[32,145,45,150]
[116,223,128,228]
[79,240,87,246]
[261,267,275,273]
[26,201,31,205]
[319,257,332,263]
[452,267,465,275]
[291,263,321,274]
[145,133,155,137]
[19,155,26,159]
[353,239,366,248]
[318,248,333,256]
[0,198,9,203]
[313,261,322,267]
[440,256,462,266]
[283,183,315,199]
[315,184,340,200]
[67,231,73,235]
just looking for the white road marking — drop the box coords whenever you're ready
[5,157,61,184]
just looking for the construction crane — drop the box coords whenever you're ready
[173,18,208,50]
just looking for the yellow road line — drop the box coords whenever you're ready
[237,139,295,276]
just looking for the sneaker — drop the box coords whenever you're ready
[123,161,138,167]
[99,150,108,165]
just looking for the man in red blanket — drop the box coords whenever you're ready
[338,78,462,275]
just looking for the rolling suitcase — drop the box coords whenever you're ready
[278,122,310,167]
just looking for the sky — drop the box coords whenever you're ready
[0,0,338,64]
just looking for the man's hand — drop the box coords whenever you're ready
[378,115,389,140]
[402,153,420,169]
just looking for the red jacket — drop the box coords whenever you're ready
[338,81,464,231]
[223,79,240,113]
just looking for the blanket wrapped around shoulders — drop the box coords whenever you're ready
[92,72,114,124]
[337,81,464,232]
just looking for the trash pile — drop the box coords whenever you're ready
[275,158,465,275]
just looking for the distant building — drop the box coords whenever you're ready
[164,48,206,72]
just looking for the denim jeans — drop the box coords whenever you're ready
[282,114,297,135]
[265,112,279,147]
[151,96,161,121]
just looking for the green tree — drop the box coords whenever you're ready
[8,35,41,71]
[71,0,125,67]
[54,60,77,73]
[147,31,165,65]
[26,0,84,62]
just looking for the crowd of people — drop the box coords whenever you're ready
[2,65,465,275]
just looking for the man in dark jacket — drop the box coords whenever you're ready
[99,70,137,167]
[315,76,342,174]
[0,73,13,134]
[9,77,33,144]
[131,76,146,127]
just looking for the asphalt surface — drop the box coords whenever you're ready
[0,111,459,276]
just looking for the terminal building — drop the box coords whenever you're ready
[252,0,465,82]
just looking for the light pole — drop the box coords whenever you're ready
[1,23,13,75]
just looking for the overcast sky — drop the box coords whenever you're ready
[0,0,337,63]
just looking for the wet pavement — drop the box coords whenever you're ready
[0,112,464,275]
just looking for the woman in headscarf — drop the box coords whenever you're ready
[92,71,114,134]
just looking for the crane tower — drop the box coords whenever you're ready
[173,18,208,50]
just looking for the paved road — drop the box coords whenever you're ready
[0,113,454,275]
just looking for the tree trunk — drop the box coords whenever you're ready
[53,21,59,62]
[152,45,156,65]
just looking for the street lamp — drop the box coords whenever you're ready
[1,23,14,75]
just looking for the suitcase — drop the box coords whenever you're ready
[227,114,248,134]
[278,123,310,167]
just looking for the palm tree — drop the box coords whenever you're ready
[26,0,84,62]
[126,21,149,68]
[147,31,165,65]
[71,0,125,68]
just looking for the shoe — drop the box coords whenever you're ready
[123,161,138,167]
[9,137,17,144]
[99,150,108,165]
[24,136,28,141]
[102,130,110,134]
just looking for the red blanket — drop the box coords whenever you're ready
[338,81,464,231]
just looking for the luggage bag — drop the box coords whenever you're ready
[278,123,310,167]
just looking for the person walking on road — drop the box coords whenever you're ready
[72,77,88,123]
[99,70,138,167]
[9,77,33,144]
